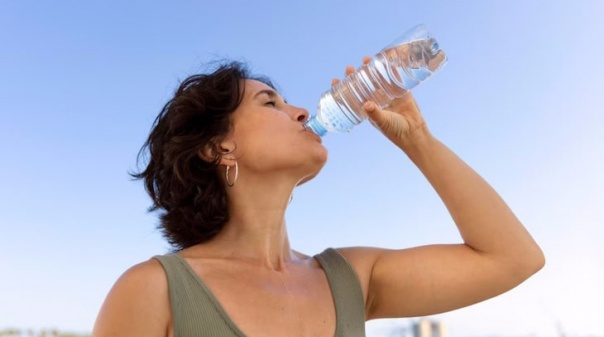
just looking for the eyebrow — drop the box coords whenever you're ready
[253,89,288,104]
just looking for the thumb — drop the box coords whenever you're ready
[363,101,388,128]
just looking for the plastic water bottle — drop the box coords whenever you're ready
[304,24,447,136]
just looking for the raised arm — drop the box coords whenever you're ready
[339,93,545,319]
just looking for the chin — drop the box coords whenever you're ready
[311,147,329,170]
[296,172,318,186]
[296,152,328,186]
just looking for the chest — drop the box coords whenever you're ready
[177,262,338,337]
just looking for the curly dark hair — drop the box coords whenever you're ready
[131,61,275,250]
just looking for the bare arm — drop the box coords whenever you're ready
[92,259,171,337]
[339,93,545,319]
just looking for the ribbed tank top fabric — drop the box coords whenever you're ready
[153,247,366,337]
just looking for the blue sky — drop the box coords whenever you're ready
[1,1,603,336]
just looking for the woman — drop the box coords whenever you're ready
[92,60,544,337]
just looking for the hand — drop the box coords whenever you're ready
[333,57,430,147]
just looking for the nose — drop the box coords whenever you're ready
[292,106,310,123]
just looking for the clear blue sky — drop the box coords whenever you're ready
[1,1,603,336]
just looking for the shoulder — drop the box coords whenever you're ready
[325,247,386,304]
[113,257,169,295]
[92,258,171,337]
[332,246,385,275]
[125,256,168,279]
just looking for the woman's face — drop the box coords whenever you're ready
[224,79,328,184]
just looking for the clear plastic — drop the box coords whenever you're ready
[304,24,448,136]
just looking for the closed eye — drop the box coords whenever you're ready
[265,101,277,107]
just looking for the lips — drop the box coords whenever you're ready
[303,128,323,143]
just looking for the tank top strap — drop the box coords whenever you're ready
[153,254,245,337]
[314,248,367,336]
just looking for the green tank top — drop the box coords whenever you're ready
[154,248,366,337]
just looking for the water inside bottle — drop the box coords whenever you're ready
[309,37,446,135]
[381,38,446,90]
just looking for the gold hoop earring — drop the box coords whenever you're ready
[225,161,238,187]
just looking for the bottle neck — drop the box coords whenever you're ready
[303,115,328,137]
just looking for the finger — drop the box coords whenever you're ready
[345,65,355,76]
[344,58,371,77]
[332,78,340,86]
[363,101,378,114]
[363,101,388,124]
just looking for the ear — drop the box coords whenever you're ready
[197,139,237,165]
[197,144,216,163]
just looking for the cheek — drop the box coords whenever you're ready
[238,134,306,167]
[234,112,288,137]
[231,116,310,163]
[236,119,296,147]
[233,130,284,160]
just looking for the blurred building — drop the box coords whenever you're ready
[412,318,447,337]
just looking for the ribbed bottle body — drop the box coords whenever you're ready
[305,25,447,136]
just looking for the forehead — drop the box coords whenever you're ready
[243,79,278,98]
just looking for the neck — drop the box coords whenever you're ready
[209,176,299,271]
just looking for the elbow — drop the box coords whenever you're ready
[531,246,546,273]
[517,244,546,280]
[496,245,545,293]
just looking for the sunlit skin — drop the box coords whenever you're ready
[213,80,328,191]
[92,58,545,337]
